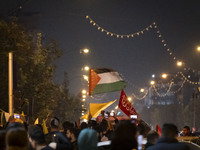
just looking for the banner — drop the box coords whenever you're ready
[118,90,137,117]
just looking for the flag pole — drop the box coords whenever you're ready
[8,52,14,116]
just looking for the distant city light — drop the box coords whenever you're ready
[161,73,167,79]
[127,97,132,102]
[197,46,200,52]
[150,80,155,85]
[84,66,90,71]
[82,89,87,94]
[140,88,145,93]
[83,119,87,122]
[152,74,155,78]
[177,61,183,67]
[83,75,89,81]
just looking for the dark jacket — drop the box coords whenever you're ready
[146,137,190,150]
[45,131,72,150]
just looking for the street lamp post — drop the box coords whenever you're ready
[8,52,14,115]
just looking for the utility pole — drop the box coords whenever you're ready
[193,88,198,128]
[8,52,13,115]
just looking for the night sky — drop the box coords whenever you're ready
[1,0,200,105]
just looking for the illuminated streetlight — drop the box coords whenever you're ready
[161,73,168,79]
[82,89,87,94]
[82,95,86,98]
[83,66,90,71]
[83,75,88,81]
[177,61,183,67]
[197,46,200,52]
[80,48,90,54]
[152,74,155,78]
[82,98,86,102]
[127,97,132,102]
[140,88,145,93]
[150,80,155,85]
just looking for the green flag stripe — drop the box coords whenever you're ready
[92,81,126,95]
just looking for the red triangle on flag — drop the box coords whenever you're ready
[156,124,162,137]
[89,69,101,95]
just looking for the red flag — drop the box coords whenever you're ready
[156,124,162,137]
[118,90,137,117]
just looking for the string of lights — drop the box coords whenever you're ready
[85,15,155,38]
[171,79,186,94]
[152,82,174,97]
[153,23,179,62]
[120,73,151,100]
[85,16,200,73]
[131,88,150,100]
[179,72,200,85]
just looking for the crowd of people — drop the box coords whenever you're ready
[0,111,200,150]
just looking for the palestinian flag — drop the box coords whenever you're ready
[89,68,126,95]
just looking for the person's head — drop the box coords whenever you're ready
[50,117,60,131]
[6,127,28,150]
[66,127,80,142]
[182,126,191,136]
[80,122,88,130]
[88,120,98,129]
[6,122,24,131]
[111,120,138,150]
[161,123,179,138]
[100,119,108,133]
[62,121,74,133]
[146,131,159,144]
[78,128,98,150]
[28,125,46,148]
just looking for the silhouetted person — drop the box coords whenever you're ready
[6,127,28,150]
[46,117,72,150]
[144,131,159,149]
[147,123,190,150]
[66,127,80,150]
[28,125,53,150]
[180,126,195,136]
[111,120,138,150]
[0,130,6,150]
